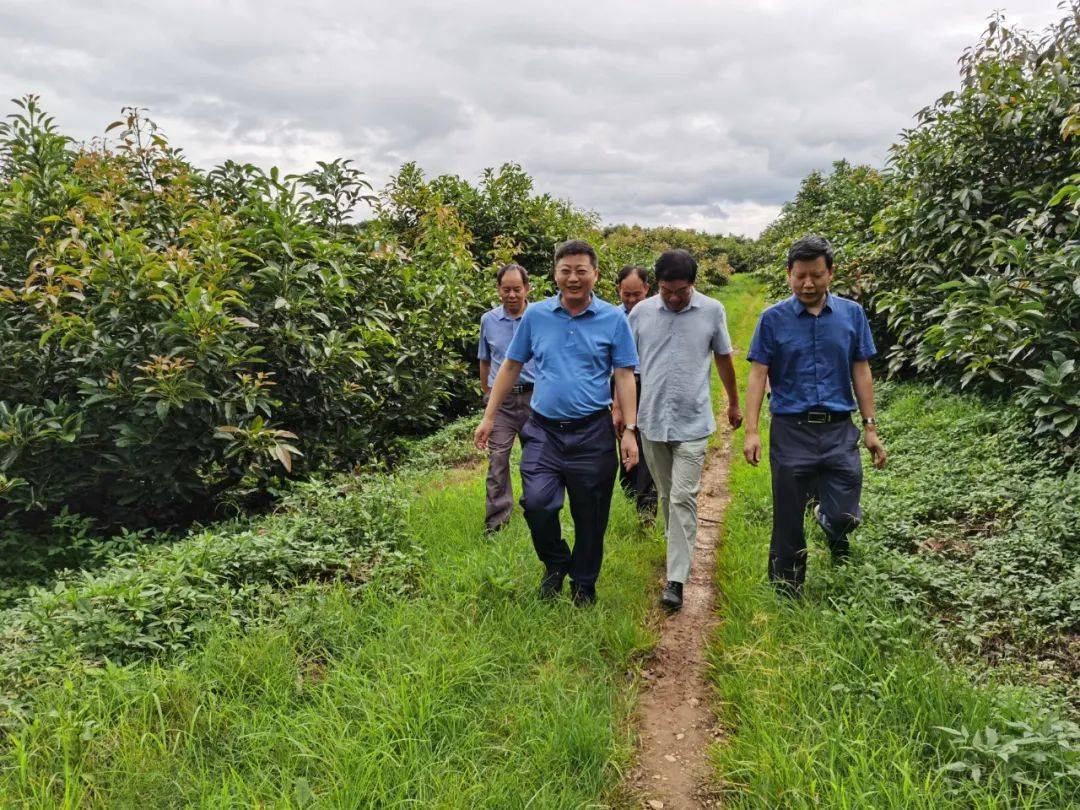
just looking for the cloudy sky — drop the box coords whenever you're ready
[0,0,1065,236]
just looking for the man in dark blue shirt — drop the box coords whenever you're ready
[744,235,887,596]
[475,239,640,605]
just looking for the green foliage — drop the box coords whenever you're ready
[710,295,1080,806]
[936,716,1080,790]
[876,8,1080,442]
[0,423,657,807]
[0,473,414,725]
[396,413,483,472]
[0,97,479,523]
[0,511,171,608]
[840,384,1079,698]
[374,160,596,299]
[750,159,895,303]
[753,7,1080,445]
[602,223,742,287]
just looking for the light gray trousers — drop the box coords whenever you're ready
[641,435,709,583]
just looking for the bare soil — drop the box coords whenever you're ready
[625,426,733,809]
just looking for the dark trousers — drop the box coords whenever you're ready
[518,411,618,589]
[484,390,532,530]
[617,374,657,515]
[619,430,656,513]
[768,416,863,594]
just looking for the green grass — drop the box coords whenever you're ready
[0,278,777,808]
[0,469,664,807]
[14,276,1071,807]
[707,278,1079,808]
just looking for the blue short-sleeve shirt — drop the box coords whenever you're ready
[507,295,639,420]
[746,293,876,414]
[478,305,536,386]
[620,303,639,373]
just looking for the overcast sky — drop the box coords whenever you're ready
[0,1,1065,236]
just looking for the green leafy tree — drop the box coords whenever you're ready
[0,98,478,524]
[751,5,1080,445]
[876,6,1080,441]
[750,160,895,302]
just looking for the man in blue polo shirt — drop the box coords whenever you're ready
[474,239,640,605]
[477,263,536,534]
[743,235,887,596]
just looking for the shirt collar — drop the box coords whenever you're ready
[554,293,600,316]
[497,303,526,321]
[660,290,701,313]
[788,292,833,317]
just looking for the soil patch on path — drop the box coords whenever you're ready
[625,425,733,809]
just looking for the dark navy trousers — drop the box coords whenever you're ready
[768,415,863,593]
[616,374,657,515]
[518,410,618,589]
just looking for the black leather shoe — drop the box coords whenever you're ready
[539,568,565,600]
[660,581,683,611]
[570,581,597,606]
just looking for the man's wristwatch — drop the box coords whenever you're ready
[624,423,637,432]
[862,417,878,429]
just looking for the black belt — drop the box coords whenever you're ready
[775,410,852,424]
[510,384,534,394]
[532,408,609,431]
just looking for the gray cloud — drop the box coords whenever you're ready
[0,0,1064,236]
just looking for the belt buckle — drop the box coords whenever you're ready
[807,411,827,424]
[558,420,571,430]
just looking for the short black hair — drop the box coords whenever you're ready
[653,249,697,283]
[787,235,834,270]
[616,264,649,286]
[496,263,529,286]
[553,238,597,268]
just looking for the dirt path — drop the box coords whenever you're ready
[625,425,733,810]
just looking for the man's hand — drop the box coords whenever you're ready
[621,434,639,470]
[727,403,743,429]
[474,416,495,450]
[864,430,887,469]
[612,407,625,438]
[743,430,762,466]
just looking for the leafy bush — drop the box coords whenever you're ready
[876,8,1080,442]
[0,98,479,523]
[0,511,170,607]
[374,161,596,298]
[821,384,1079,703]
[750,159,894,303]
[752,7,1080,446]
[396,413,484,473]
[375,165,745,303]
[602,224,739,287]
[0,473,414,724]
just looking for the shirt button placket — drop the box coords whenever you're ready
[814,317,821,404]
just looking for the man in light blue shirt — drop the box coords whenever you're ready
[629,250,742,611]
[477,264,536,534]
[475,239,639,605]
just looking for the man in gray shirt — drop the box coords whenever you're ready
[628,249,742,611]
